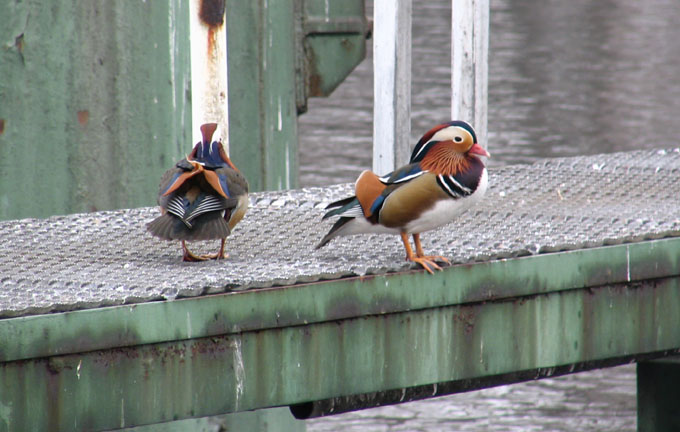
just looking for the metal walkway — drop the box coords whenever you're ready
[2,149,679,318]
[1,149,680,431]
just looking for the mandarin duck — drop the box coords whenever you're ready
[317,120,489,274]
[147,123,249,261]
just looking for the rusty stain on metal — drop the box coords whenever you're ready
[341,38,354,52]
[199,0,225,27]
[308,71,324,97]
[0,119,4,135]
[77,110,89,126]
[192,0,228,149]
[206,28,218,59]
[305,46,325,97]
[15,34,24,53]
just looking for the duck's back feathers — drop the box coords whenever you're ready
[355,170,389,219]
[148,156,248,242]
[379,163,425,184]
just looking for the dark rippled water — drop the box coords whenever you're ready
[306,365,636,432]
[300,0,680,430]
[299,0,680,186]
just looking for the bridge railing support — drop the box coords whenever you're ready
[451,0,489,146]
[189,0,230,151]
[372,0,489,173]
[372,0,412,173]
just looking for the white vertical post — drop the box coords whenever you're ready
[189,0,229,152]
[452,0,489,147]
[373,0,412,174]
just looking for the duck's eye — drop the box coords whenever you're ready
[453,136,463,143]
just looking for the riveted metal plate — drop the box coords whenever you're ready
[1,149,679,318]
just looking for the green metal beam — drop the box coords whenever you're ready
[299,0,368,101]
[2,237,680,364]
[226,0,369,192]
[1,238,680,430]
[0,1,192,220]
[226,0,299,192]
[1,274,679,430]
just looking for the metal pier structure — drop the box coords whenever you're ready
[1,149,680,431]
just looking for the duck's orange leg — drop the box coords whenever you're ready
[400,232,442,274]
[182,239,229,261]
[413,233,450,265]
[211,238,228,260]
[182,240,209,262]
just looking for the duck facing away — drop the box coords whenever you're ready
[317,120,489,274]
[147,123,249,261]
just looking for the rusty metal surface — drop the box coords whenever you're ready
[1,149,679,318]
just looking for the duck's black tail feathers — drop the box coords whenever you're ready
[316,217,354,249]
[322,196,359,219]
[147,212,230,241]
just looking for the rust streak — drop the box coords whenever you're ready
[207,27,217,58]
[15,34,24,53]
[0,119,5,135]
[77,110,89,126]
[199,0,225,28]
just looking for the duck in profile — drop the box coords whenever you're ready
[317,120,489,274]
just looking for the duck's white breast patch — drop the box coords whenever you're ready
[405,168,488,234]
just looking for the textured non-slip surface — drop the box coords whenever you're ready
[1,149,679,318]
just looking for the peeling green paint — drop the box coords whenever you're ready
[1,239,680,430]
[1,278,679,430]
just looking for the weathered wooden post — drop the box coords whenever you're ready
[452,0,489,147]
[189,0,229,150]
[372,0,412,173]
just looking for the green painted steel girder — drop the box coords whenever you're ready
[225,0,300,192]
[0,1,192,220]
[0,275,679,430]
[298,0,369,103]
[1,238,680,430]
[227,0,369,192]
